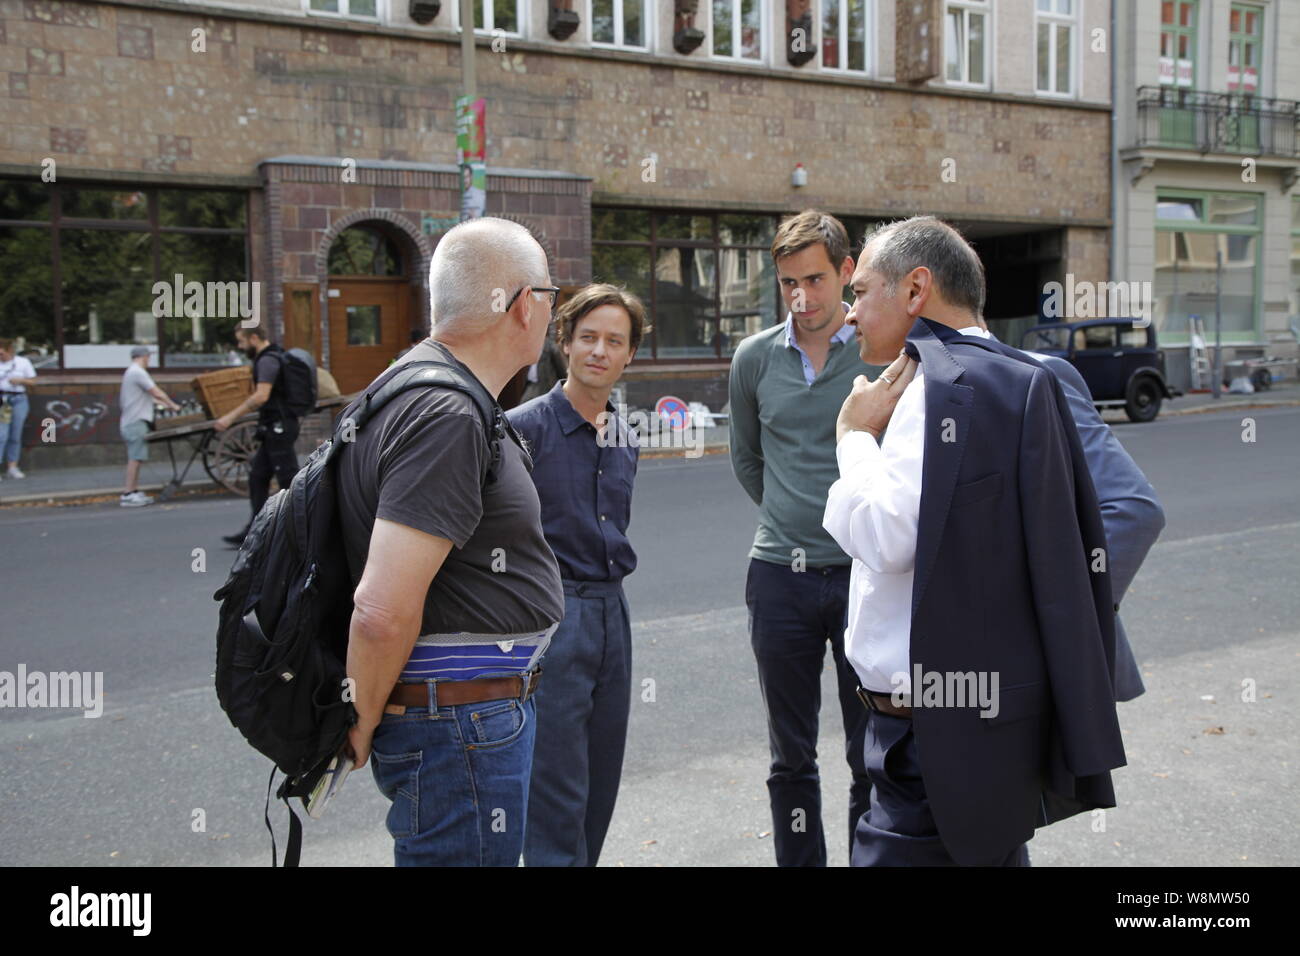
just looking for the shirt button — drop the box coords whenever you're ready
[600,515,607,521]
[598,469,603,475]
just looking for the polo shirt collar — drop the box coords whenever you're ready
[547,379,622,438]
[783,304,856,349]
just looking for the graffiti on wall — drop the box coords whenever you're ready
[40,399,113,444]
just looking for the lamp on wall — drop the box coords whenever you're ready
[408,0,440,24]
[549,0,580,40]
[673,0,705,54]
[792,163,808,188]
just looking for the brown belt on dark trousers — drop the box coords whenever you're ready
[384,670,542,714]
[856,685,913,718]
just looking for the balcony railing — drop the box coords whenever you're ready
[1134,86,1299,157]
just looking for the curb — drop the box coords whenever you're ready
[1159,398,1300,417]
[0,478,224,508]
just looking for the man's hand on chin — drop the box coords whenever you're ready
[836,350,918,444]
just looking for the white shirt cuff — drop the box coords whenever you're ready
[836,428,881,477]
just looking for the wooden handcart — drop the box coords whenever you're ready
[143,393,355,501]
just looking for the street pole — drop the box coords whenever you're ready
[460,0,475,98]
[1213,248,1222,399]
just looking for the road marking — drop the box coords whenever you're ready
[1152,520,1300,552]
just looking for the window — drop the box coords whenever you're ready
[822,0,869,73]
[945,0,988,87]
[455,0,521,35]
[591,0,647,49]
[328,226,403,276]
[305,0,379,20]
[1154,190,1261,342]
[1159,0,1197,87]
[712,0,763,62]
[1228,3,1263,94]
[592,209,778,359]
[1035,0,1074,96]
[0,180,249,370]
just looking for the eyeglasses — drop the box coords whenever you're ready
[505,285,561,311]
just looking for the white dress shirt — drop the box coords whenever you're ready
[822,325,991,695]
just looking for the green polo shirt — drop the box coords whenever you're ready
[728,319,884,568]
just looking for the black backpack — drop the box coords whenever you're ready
[261,343,318,420]
[213,358,508,866]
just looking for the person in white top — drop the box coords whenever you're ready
[118,346,182,507]
[0,338,38,479]
[820,216,1125,867]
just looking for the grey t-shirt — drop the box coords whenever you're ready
[336,340,564,636]
[119,364,156,426]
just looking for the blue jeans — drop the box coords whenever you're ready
[368,681,537,867]
[1,393,29,465]
[524,579,632,867]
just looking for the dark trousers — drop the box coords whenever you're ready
[524,579,632,867]
[248,418,300,518]
[851,709,1030,867]
[746,558,871,867]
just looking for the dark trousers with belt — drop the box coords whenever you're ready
[524,578,632,867]
[248,417,300,518]
[746,558,871,867]
[852,708,1030,867]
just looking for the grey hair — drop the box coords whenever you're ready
[863,216,986,317]
[429,217,549,334]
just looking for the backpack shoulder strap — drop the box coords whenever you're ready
[336,359,507,483]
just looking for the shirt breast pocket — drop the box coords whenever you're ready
[951,473,1002,507]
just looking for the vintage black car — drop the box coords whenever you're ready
[1020,319,1178,423]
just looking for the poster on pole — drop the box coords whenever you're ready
[456,96,486,221]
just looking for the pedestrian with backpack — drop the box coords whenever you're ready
[336,217,564,866]
[218,324,316,546]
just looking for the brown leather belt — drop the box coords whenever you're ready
[385,670,542,714]
[856,685,913,718]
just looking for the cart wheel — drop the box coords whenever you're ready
[203,421,260,496]
[1251,368,1272,392]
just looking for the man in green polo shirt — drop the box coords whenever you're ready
[728,210,884,866]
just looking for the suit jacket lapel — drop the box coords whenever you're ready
[906,317,974,619]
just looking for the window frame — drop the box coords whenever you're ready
[302,0,382,22]
[1153,187,1264,346]
[0,180,251,373]
[1034,0,1077,98]
[709,0,767,65]
[820,0,874,76]
[592,207,780,363]
[1227,1,1264,95]
[588,0,651,51]
[451,0,525,38]
[943,0,992,89]
[1158,0,1199,89]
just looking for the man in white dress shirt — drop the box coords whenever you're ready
[822,217,1125,865]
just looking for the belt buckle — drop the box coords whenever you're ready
[855,685,880,715]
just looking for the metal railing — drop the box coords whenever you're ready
[1134,86,1299,157]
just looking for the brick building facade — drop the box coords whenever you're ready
[1,0,1116,467]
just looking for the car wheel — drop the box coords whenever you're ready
[1251,368,1272,392]
[1125,377,1162,423]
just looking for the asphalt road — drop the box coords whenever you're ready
[1,406,1296,866]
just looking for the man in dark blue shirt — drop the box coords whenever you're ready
[507,284,646,867]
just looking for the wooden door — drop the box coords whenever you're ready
[327,280,406,394]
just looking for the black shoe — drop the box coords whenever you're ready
[222,526,249,546]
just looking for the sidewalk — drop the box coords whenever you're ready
[3,387,1294,506]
